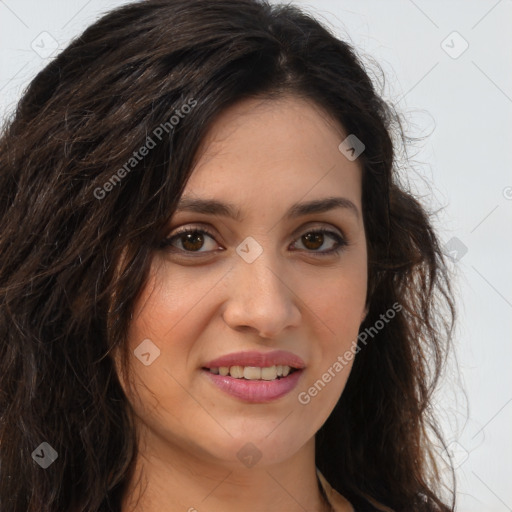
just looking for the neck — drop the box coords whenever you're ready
[120,431,332,512]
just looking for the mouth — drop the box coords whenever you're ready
[202,365,299,381]
[201,350,305,403]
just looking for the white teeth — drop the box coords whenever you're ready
[243,366,261,380]
[230,365,244,379]
[210,365,293,380]
[261,366,277,380]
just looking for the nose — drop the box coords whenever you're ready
[221,255,301,339]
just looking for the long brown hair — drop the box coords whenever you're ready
[0,1,456,510]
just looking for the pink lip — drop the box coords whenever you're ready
[203,350,306,369]
[203,369,303,403]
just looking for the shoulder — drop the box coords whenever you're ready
[317,469,354,512]
[316,469,396,512]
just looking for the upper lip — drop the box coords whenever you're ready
[203,350,306,369]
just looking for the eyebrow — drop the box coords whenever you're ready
[175,196,360,221]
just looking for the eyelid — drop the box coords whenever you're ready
[289,221,345,240]
[167,220,345,239]
[171,222,221,239]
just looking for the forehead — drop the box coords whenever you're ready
[184,95,363,211]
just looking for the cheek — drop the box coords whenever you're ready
[306,282,363,374]
[120,262,232,419]
[127,263,216,354]
[297,259,366,399]
[117,273,213,442]
[305,262,367,337]
[317,277,366,318]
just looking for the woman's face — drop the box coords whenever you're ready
[114,95,367,470]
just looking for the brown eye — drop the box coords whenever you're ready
[302,232,324,250]
[180,231,206,251]
[161,228,219,253]
[293,229,347,255]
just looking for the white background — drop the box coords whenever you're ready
[1,1,511,510]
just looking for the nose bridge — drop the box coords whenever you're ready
[222,244,301,337]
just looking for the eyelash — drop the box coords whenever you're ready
[160,225,348,257]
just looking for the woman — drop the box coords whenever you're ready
[0,0,456,510]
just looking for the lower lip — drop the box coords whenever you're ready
[203,369,303,403]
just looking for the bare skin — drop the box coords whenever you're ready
[113,95,367,512]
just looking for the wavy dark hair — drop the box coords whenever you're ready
[0,0,456,510]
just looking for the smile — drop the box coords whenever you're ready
[202,366,303,403]
[206,365,297,380]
